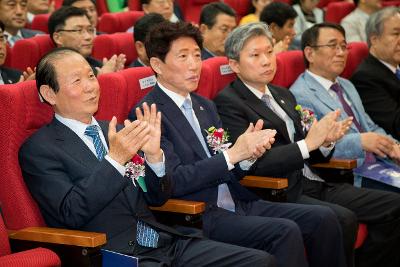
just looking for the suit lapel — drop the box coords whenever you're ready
[152,86,208,159]
[192,97,214,156]
[305,72,341,112]
[232,80,291,142]
[52,118,102,170]
[269,85,305,138]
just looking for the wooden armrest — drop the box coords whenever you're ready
[150,199,205,215]
[8,227,106,248]
[240,176,288,189]
[312,159,357,170]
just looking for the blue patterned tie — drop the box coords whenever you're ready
[396,68,400,80]
[136,220,159,248]
[84,125,107,160]
[182,98,235,212]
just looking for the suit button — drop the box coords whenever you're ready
[128,241,135,246]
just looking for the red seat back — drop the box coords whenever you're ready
[341,42,369,79]
[11,35,55,71]
[0,216,11,256]
[98,11,145,33]
[382,0,400,6]
[92,32,137,66]
[317,0,338,8]
[223,0,251,21]
[0,81,52,230]
[201,56,236,99]
[96,0,109,15]
[183,0,216,23]
[30,14,51,33]
[128,0,142,10]
[272,50,305,88]
[119,67,156,112]
[325,2,356,23]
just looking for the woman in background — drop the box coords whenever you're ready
[239,0,272,25]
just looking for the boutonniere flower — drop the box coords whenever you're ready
[205,126,232,154]
[295,104,315,132]
[125,154,147,192]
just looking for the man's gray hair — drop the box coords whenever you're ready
[366,7,400,47]
[225,22,273,61]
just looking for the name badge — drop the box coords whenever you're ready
[139,75,157,90]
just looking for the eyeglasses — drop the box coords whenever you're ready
[309,43,349,52]
[0,34,8,44]
[57,27,96,35]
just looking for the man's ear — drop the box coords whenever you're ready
[149,57,162,75]
[39,85,56,105]
[142,4,149,14]
[229,58,240,75]
[52,32,63,47]
[303,46,314,66]
[199,23,208,34]
[369,34,379,48]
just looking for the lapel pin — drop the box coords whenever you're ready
[200,106,204,111]
[280,100,285,104]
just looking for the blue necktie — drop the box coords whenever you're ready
[136,220,159,248]
[84,125,107,160]
[182,98,235,212]
[85,125,159,247]
[396,68,400,80]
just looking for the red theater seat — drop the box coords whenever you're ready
[181,0,216,24]
[96,0,109,15]
[0,215,60,267]
[272,50,305,88]
[98,11,145,33]
[325,2,356,23]
[11,35,55,71]
[341,42,369,79]
[92,32,137,67]
[224,0,251,21]
[29,14,51,34]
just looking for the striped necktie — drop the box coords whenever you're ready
[84,125,107,160]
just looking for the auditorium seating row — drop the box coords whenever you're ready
[0,51,368,264]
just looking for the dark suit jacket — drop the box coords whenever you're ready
[19,118,180,255]
[0,66,22,84]
[201,49,215,60]
[129,59,145,68]
[21,28,43,38]
[86,56,103,76]
[214,79,331,202]
[128,85,259,205]
[351,53,400,139]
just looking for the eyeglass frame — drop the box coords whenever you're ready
[308,42,350,52]
[56,27,96,35]
[0,33,8,44]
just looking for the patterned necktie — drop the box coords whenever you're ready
[136,220,159,248]
[8,35,22,47]
[182,98,235,212]
[330,83,363,132]
[84,125,107,160]
[330,83,375,163]
[396,68,400,80]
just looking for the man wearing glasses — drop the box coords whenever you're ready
[199,2,237,60]
[48,6,126,76]
[0,0,43,47]
[290,22,400,267]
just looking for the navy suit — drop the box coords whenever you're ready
[0,66,22,84]
[129,84,347,267]
[19,118,273,266]
[201,49,215,60]
[129,59,145,68]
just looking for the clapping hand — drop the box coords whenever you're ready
[135,102,163,163]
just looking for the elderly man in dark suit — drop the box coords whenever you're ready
[19,47,275,267]
[129,20,347,267]
[351,7,400,139]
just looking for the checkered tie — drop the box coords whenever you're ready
[84,125,107,160]
[136,220,159,248]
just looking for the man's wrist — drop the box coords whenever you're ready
[145,149,164,163]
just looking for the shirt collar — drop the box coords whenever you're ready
[354,8,370,18]
[157,81,191,109]
[378,59,398,74]
[306,69,338,92]
[5,30,22,42]
[242,81,273,100]
[55,114,100,138]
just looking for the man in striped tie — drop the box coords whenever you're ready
[19,47,276,266]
